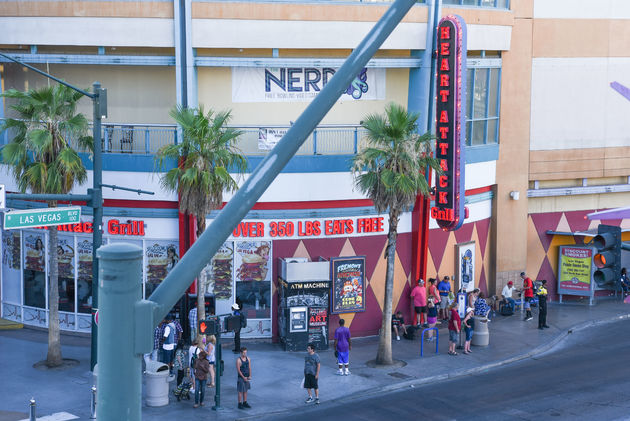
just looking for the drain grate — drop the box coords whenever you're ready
[388,372,412,379]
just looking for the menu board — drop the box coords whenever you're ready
[330,256,366,314]
[2,230,21,270]
[24,233,45,272]
[57,236,75,279]
[235,241,271,282]
[200,242,234,300]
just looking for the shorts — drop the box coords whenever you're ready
[237,376,251,393]
[440,296,449,309]
[304,373,318,389]
[337,350,349,365]
[524,296,532,309]
[449,330,458,343]
[427,316,438,325]
[414,306,427,314]
[162,348,174,365]
[465,328,474,341]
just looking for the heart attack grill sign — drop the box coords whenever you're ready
[432,15,467,231]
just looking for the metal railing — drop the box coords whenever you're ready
[1,119,368,156]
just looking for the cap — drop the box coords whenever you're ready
[418,279,425,284]
[466,307,474,314]
[231,303,240,311]
[444,276,450,281]
[507,281,513,286]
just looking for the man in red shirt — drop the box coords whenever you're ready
[521,272,534,321]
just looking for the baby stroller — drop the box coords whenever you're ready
[174,379,192,401]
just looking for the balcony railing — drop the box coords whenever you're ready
[0,120,368,156]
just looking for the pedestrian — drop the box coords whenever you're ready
[173,340,188,386]
[501,281,516,313]
[232,303,244,354]
[152,319,166,362]
[447,302,460,356]
[438,276,452,321]
[162,314,177,372]
[188,305,197,342]
[410,278,427,327]
[426,297,438,341]
[189,336,204,379]
[428,278,440,308]
[193,350,209,408]
[537,280,549,329]
[206,335,216,388]
[333,318,351,375]
[462,306,474,354]
[236,347,252,409]
[521,272,534,321]
[391,311,408,341]
[303,343,321,405]
[621,268,630,293]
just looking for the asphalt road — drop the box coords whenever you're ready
[261,320,630,421]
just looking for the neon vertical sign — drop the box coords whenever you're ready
[431,15,467,231]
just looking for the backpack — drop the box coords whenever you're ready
[240,314,247,329]
[190,348,199,369]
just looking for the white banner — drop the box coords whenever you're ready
[258,128,287,150]
[232,67,386,103]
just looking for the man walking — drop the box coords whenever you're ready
[437,276,451,321]
[537,279,549,329]
[521,272,534,321]
[333,319,351,375]
[304,343,321,404]
[410,279,427,327]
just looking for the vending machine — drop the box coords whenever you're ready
[278,258,330,351]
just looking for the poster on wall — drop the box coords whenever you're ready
[308,307,329,350]
[232,67,386,103]
[258,128,287,150]
[2,230,21,270]
[145,241,179,296]
[24,233,45,272]
[235,241,272,320]
[57,236,75,279]
[330,256,366,314]
[199,241,234,300]
[456,242,475,293]
[557,246,594,296]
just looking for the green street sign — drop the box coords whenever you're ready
[3,207,81,230]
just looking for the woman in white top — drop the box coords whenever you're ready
[206,335,216,387]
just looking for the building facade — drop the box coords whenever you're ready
[1,0,628,337]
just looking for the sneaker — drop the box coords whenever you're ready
[337,369,344,376]
[396,336,400,341]
[243,401,251,409]
[315,398,320,405]
[238,403,244,409]
[344,369,350,376]
[525,316,533,321]
[305,396,314,404]
[193,404,199,408]
[543,325,550,328]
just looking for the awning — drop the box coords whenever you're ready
[546,228,630,237]
[586,206,630,220]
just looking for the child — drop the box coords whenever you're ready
[447,302,460,356]
[173,340,188,386]
[462,307,475,354]
[391,311,407,341]
[426,297,438,341]
[303,343,321,405]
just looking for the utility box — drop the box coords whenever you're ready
[278,258,330,351]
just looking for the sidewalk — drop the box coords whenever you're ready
[1,299,628,421]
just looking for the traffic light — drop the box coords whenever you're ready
[198,317,219,336]
[593,224,621,287]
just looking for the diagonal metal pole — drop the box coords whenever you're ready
[148,0,420,321]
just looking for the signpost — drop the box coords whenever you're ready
[3,207,81,230]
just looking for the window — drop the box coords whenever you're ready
[465,55,501,146]
[442,0,509,8]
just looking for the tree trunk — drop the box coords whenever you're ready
[196,215,207,328]
[375,210,400,365]
[47,222,63,367]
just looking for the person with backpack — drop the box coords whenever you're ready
[193,350,210,408]
[189,336,205,381]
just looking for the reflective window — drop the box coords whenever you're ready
[465,58,501,146]
[23,232,46,309]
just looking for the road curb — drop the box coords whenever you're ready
[236,312,630,420]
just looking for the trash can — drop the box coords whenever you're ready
[471,316,489,346]
[144,361,172,407]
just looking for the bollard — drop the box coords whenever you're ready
[29,397,36,421]
[96,243,144,421]
[90,385,97,419]
[420,327,439,357]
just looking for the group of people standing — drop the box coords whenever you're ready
[500,272,549,329]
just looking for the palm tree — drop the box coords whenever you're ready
[155,105,246,325]
[1,84,92,367]
[352,103,441,365]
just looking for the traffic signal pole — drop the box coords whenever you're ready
[96,0,420,417]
